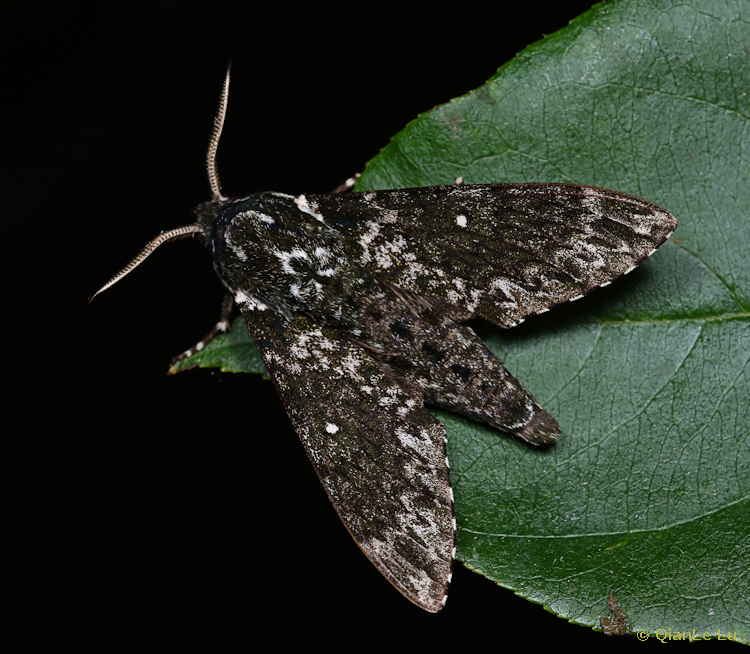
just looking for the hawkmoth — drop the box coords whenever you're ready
[92,69,677,612]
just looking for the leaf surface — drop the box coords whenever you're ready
[174,0,749,640]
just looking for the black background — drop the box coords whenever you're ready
[8,1,742,649]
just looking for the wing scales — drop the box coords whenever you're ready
[314,183,676,327]
[245,309,454,612]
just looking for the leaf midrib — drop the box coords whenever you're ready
[458,495,749,540]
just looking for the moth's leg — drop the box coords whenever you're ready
[170,293,234,366]
[329,173,360,195]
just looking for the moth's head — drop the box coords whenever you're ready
[89,66,233,303]
[192,200,225,235]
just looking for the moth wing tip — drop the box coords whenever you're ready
[414,585,450,613]
[520,411,561,446]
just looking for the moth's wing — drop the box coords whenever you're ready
[245,309,455,612]
[313,184,677,327]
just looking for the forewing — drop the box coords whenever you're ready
[313,184,677,327]
[245,309,455,612]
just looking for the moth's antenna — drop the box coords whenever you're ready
[90,67,233,304]
[89,224,203,303]
[207,63,231,202]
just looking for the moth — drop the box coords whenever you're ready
[92,69,677,612]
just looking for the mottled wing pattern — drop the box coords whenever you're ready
[245,309,455,612]
[313,184,677,327]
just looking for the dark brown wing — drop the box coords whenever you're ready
[245,309,455,612]
[313,183,677,327]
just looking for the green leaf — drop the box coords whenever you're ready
[170,316,268,376]
[174,0,749,640]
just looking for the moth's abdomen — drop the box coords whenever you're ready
[475,360,560,444]
[409,320,559,445]
[412,321,560,445]
[355,285,559,445]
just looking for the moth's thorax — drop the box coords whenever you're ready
[201,191,359,321]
